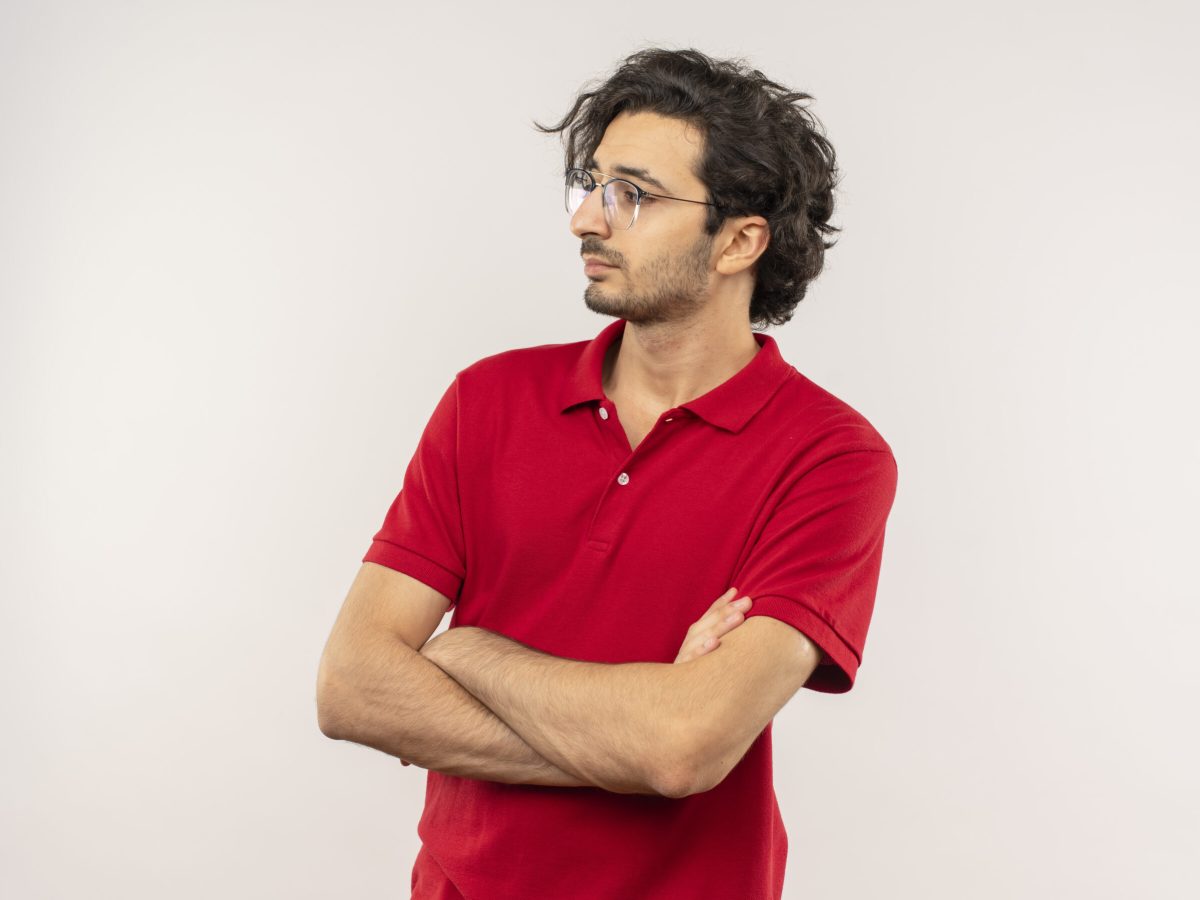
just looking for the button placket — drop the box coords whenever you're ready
[585,458,637,548]
[593,402,629,461]
[587,406,691,548]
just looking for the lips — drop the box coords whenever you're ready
[583,258,617,275]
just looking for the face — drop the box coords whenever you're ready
[569,111,716,326]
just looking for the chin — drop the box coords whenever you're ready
[585,297,668,327]
[584,291,633,319]
[583,286,619,315]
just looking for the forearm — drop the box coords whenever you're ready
[423,628,688,797]
[319,633,591,788]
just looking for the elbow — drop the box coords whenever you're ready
[649,718,714,799]
[652,767,700,800]
[316,696,344,741]
[315,656,351,740]
[654,757,721,799]
[652,756,717,799]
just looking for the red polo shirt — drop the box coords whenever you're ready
[364,317,898,899]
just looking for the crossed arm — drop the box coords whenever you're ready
[319,574,821,798]
[416,619,820,798]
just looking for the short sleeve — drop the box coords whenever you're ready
[731,447,898,693]
[363,379,467,607]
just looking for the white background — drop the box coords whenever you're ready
[2,1,1197,897]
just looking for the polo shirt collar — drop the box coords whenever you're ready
[559,318,793,434]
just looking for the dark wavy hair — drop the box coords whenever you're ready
[535,48,841,330]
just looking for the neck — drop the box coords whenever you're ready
[602,309,761,410]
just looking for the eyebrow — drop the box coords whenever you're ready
[585,157,669,193]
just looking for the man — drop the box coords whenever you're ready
[317,48,898,899]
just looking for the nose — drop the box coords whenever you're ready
[569,183,611,240]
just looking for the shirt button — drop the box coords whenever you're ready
[617,472,630,486]
[599,407,609,420]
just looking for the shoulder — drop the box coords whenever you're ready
[448,334,594,428]
[456,335,587,388]
[771,367,896,463]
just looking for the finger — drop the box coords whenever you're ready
[708,587,737,611]
[685,591,741,640]
[689,607,747,660]
[676,632,718,664]
[699,594,752,632]
[678,592,747,664]
[697,591,744,629]
[707,597,754,642]
[722,596,752,623]
[678,634,719,664]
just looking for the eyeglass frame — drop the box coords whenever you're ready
[564,167,721,231]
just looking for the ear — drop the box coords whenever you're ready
[714,215,770,277]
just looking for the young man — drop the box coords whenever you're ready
[317,48,898,899]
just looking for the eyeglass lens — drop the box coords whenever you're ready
[565,170,639,229]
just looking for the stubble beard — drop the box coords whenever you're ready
[583,232,715,326]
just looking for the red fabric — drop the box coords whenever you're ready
[366,318,898,900]
[411,844,465,899]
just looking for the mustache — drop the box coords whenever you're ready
[580,240,623,267]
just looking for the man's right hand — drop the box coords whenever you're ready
[673,588,753,664]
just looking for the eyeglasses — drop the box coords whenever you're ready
[564,167,719,230]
